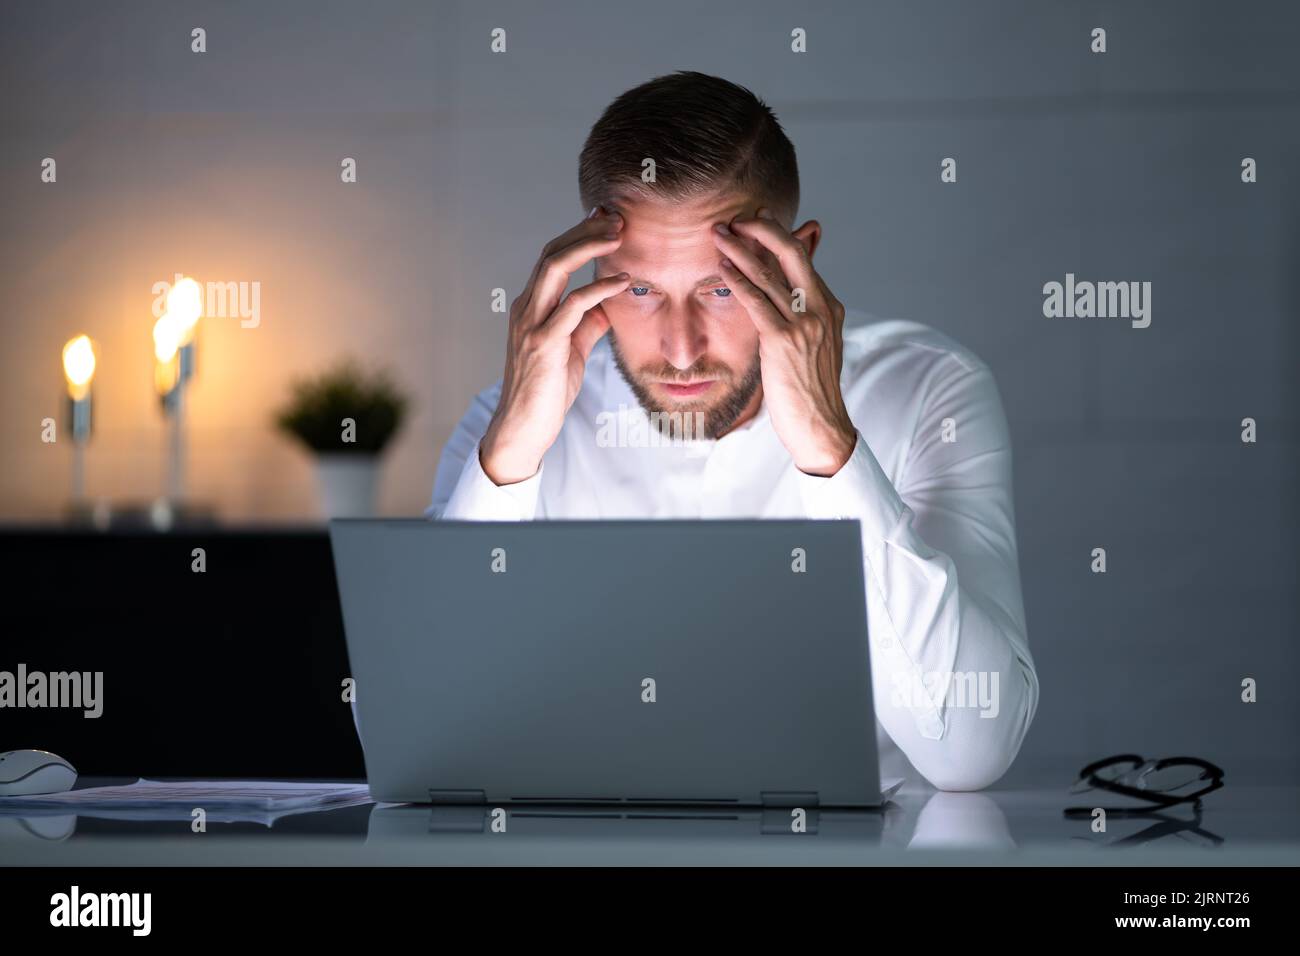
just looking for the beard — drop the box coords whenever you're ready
[608,330,762,440]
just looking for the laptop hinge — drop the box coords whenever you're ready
[428,788,487,805]
[760,790,819,808]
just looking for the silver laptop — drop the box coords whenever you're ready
[330,519,904,808]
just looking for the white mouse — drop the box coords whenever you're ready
[0,750,78,796]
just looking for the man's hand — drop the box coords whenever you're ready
[479,207,631,485]
[711,207,857,477]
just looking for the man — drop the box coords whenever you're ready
[428,72,1038,791]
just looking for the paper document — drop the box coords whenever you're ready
[0,779,373,825]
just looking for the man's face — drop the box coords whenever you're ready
[594,192,777,439]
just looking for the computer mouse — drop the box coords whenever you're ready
[0,750,78,796]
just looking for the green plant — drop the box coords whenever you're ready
[275,359,408,455]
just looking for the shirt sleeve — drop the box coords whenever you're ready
[425,382,544,521]
[794,357,1039,791]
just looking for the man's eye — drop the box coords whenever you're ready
[709,287,732,298]
[629,286,651,297]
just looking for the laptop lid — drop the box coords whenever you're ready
[330,519,883,808]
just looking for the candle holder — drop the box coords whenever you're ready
[148,277,212,531]
[61,335,98,525]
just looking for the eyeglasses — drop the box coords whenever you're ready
[1064,754,1224,815]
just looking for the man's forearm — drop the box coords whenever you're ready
[435,439,543,521]
[796,428,1037,790]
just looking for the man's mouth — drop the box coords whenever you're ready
[658,380,716,398]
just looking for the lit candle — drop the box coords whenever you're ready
[153,311,181,398]
[167,276,202,384]
[61,334,97,504]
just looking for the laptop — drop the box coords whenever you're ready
[329,519,904,808]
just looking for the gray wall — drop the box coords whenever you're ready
[2,0,1296,785]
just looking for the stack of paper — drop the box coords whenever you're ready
[0,779,373,827]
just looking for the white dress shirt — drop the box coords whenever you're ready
[428,312,1039,791]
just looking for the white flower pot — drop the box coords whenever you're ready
[314,454,380,518]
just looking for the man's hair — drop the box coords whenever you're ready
[578,71,800,218]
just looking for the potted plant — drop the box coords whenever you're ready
[274,359,409,518]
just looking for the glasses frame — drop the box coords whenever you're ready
[1070,753,1224,808]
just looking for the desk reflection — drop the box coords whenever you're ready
[9,782,1277,861]
[363,790,1016,859]
[908,792,1017,850]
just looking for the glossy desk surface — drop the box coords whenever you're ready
[3,778,1298,866]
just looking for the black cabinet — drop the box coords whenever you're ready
[0,528,364,779]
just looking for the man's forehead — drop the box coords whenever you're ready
[610,191,752,229]
[598,192,761,279]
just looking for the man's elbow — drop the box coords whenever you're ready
[911,681,1037,792]
[920,750,1016,793]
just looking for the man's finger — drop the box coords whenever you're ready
[519,208,624,318]
[549,271,631,337]
[712,223,793,319]
[727,212,820,296]
[816,273,846,329]
[718,256,786,335]
[529,229,625,319]
[571,302,612,363]
[525,205,606,288]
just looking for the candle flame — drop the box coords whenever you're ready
[62,334,97,399]
[166,277,203,343]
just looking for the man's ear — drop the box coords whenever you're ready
[792,219,821,260]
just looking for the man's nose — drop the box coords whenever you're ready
[658,302,707,372]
